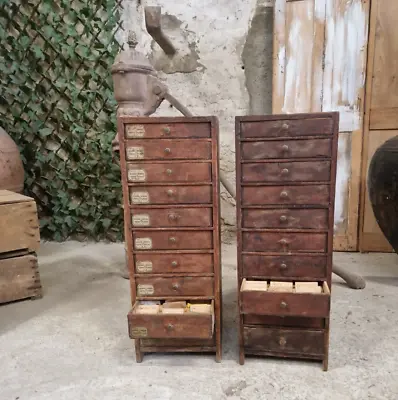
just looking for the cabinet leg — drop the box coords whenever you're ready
[239,348,245,365]
[216,349,222,363]
[135,340,143,363]
[323,356,328,371]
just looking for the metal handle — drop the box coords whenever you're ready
[280,191,288,199]
[163,127,171,135]
[168,213,179,221]
[280,301,288,309]
[281,144,289,152]
[167,189,174,197]
[279,337,287,346]
[171,260,178,267]
[281,168,289,175]
[169,236,177,243]
[172,283,179,290]
[280,215,288,222]
[167,323,174,331]
[166,168,173,175]
[282,123,289,129]
[280,263,288,270]
[164,147,171,154]
[279,239,288,246]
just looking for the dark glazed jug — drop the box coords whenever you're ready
[0,127,24,193]
[368,136,398,253]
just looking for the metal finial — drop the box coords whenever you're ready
[127,31,138,49]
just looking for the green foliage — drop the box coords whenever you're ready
[0,0,124,241]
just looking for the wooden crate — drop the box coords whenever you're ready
[0,253,42,303]
[0,190,40,255]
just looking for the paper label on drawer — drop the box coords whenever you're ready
[131,191,149,204]
[137,284,154,296]
[132,214,150,227]
[136,261,153,273]
[135,238,152,250]
[131,327,148,337]
[126,146,144,160]
[126,124,145,138]
[128,169,146,182]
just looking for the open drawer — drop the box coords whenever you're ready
[240,279,330,318]
[128,300,214,339]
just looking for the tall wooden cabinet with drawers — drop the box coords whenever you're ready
[118,116,222,362]
[235,112,339,370]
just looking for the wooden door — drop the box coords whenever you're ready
[360,0,398,252]
[273,0,370,251]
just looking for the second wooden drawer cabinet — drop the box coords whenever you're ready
[236,112,339,370]
[119,116,221,363]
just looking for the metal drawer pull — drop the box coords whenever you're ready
[167,189,175,197]
[281,144,289,152]
[172,283,180,290]
[168,213,179,221]
[280,263,287,270]
[279,337,287,346]
[279,238,288,246]
[281,168,289,175]
[167,323,174,331]
[166,169,173,175]
[280,301,288,309]
[280,191,288,199]
[163,127,171,135]
[279,215,288,222]
[164,147,171,154]
[282,123,289,129]
[171,260,178,267]
[169,236,177,243]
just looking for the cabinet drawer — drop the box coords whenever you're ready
[242,185,330,206]
[240,118,333,138]
[241,139,332,160]
[243,315,324,329]
[242,254,327,279]
[125,122,210,139]
[242,161,331,183]
[131,208,212,228]
[243,326,324,357]
[133,231,213,250]
[242,209,328,229]
[125,139,211,160]
[135,253,213,274]
[136,277,214,297]
[240,280,330,317]
[127,162,211,183]
[129,185,212,205]
[128,301,214,339]
[242,232,328,253]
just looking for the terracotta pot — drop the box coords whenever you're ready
[0,127,24,193]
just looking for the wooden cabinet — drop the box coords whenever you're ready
[235,113,338,370]
[118,117,221,363]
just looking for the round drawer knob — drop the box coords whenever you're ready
[279,337,287,346]
[171,260,178,267]
[281,168,289,175]
[167,323,174,330]
[166,169,173,175]
[163,127,171,135]
[172,283,180,290]
[167,189,175,197]
[169,236,177,243]
[168,213,178,221]
[280,263,288,270]
[280,301,288,309]
[280,191,288,199]
[282,123,289,129]
[281,144,289,152]
[280,215,288,222]
[164,147,171,154]
[279,239,288,246]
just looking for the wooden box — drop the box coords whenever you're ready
[235,113,339,370]
[0,190,40,255]
[118,116,222,363]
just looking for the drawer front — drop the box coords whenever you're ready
[125,122,211,139]
[135,253,213,274]
[131,208,212,228]
[241,139,332,160]
[243,327,324,356]
[242,232,328,253]
[242,161,331,183]
[129,185,212,205]
[128,309,213,339]
[242,185,330,206]
[243,315,324,329]
[133,231,213,250]
[242,254,327,279]
[127,162,211,183]
[240,287,330,317]
[240,118,333,138]
[242,209,328,229]
[136,277,214,297]
[125,139,211,160]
